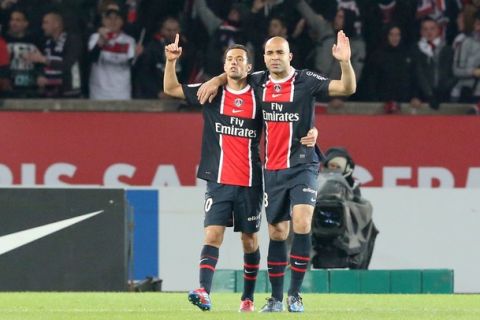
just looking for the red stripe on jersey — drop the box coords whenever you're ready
[217,85,256,186]
[265,121,292,170]
[262,73,295,103]
[218,135,252,186]
[222,86,256,119]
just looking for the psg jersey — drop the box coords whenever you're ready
[183,84,263,187]
[249,68,330,170]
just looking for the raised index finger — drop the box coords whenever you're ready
[174,33,179,46]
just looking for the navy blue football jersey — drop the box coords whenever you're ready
[249,68,330,169]
[182,84,263,186]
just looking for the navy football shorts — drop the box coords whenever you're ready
[263,163,319,224]
[203,181,262,233]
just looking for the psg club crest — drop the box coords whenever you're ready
[274,84,282,93]
[234,98,244,107]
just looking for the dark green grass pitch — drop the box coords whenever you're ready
[0,293,478,320]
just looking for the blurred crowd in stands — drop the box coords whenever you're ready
[0,0,479,114]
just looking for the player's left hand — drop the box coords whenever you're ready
[197,78,220,104]
[332,30,351,62]
[300,127,318,147]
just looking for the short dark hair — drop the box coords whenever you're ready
[223,44,252,63]
[421,16,438,26]
[270,16,287,29]
[103,7,126,21]
[10,9,29,22]
[157,16,179,31]
[44,10,64,27]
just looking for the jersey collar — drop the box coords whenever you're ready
[269,67,295,84]
[225,84,251,94]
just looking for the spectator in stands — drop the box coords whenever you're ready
[88,6,139,100]
[411,17,455,109]
[450,9,468,102]
[249,0,300,30]
[312,5,365,81]
[0,0,18,30]
[249,14,288,69]
[364,25,415,112]
[362,0,417,53]
[451,11,480,103]
[294,0,365,108]
[134,16,194,99]
[24,10,82,98]
[267,16,288,39]
[415,0,462,45]
[4,9,39,97]
[248,0,304,69]
[463,0,480,34]
[193,0,251,78]
[0,0,58,39]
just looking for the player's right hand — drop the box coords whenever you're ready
[165,33,182,61]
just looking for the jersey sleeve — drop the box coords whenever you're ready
[304,70,331,98]
[181,83,203,107]
[247,70,267,89]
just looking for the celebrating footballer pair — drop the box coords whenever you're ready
[164,30,355,312]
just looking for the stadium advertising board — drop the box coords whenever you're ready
[0,188,128,291]
[0,112,478,188]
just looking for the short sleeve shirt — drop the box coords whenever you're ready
[249,68,330,170]
[182,84,263,186]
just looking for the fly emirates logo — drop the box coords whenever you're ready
[215,117,257,138]
[263,102,299,122]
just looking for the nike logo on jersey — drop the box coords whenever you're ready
[244,270,256,274]
[232,109,243,113]
[0,210,104,256]
[199,258,208,263]
[294,261,307,266]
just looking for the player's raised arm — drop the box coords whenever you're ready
[328,30,356,96]
[163,33,185,99]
